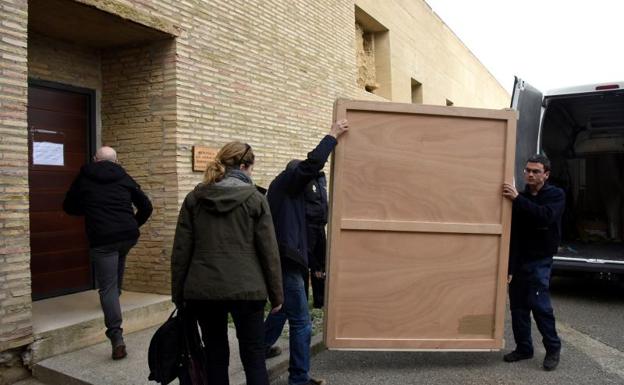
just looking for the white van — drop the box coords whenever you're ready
[512,77,624,278]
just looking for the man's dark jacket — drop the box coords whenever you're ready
[508,183,565,274]
[304,172,328,272]
[63,161,153,247]
[304,172,328,226]
[267,135,337,273]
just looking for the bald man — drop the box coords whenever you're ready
[94,145,117,162]
[64,146,152,360]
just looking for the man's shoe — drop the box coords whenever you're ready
[543,351,560,371]
[265,345,282,359]
[112,344,127,360]
[503,350,533,362]
[305,378,326,385]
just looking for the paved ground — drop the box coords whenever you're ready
[14,276,623,385]
[550,276,624,351]
[22,326,296,385]
[272,276,624,385]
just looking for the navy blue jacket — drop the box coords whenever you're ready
[508,183,565,274]
[267,135,337,272]
[304,172,328,226]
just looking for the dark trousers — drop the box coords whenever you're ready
[306,225,326,308]
[509,259,561,355]
[189,300,269,385]
[89,238,137,347]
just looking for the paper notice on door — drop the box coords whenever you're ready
[33,141,64,166]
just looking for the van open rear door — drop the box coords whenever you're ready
[511,76,542,190]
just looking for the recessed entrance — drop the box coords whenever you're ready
[27,0,177,300]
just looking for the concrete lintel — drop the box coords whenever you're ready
[0,334,34,354]
[74,0,181,37]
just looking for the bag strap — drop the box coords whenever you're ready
[179,191,199,308]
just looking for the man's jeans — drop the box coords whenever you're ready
[89,239,136,347]
[509,259,561,355]
[264,269,312,385]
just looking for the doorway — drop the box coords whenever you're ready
[28,81,95,300]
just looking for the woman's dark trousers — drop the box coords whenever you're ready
[189,300,269,385]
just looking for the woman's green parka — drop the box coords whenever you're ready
[171,179,283,308]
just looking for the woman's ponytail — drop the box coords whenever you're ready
[203,157,227,184]
[203,141,255,184]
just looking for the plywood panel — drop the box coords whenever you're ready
[341,111,506,224]
[325,100,516,351]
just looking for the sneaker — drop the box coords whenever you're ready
[112,344,127,360]
[305,378,326,385]
[543,351,560,371]
[503,350,533,362]
[265,345,282,359]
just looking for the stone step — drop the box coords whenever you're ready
[31,323,323,385]
[13,378,46,385]
[30,290,174,364]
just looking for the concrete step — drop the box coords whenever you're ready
[13,378,46,385]
[31,324,323,385]
[30,290,174,363]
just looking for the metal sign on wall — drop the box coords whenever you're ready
[193,146,218,172]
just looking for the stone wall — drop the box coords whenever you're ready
[100,40,177,294]
[0,0,32,353]
[355,0,510,107]
[28,32,101,92]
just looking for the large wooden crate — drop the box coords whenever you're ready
[324,100,517,350]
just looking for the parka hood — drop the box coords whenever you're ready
[193,182,257,213]
[81,161,127,183]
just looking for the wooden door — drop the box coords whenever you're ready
[28,83,93,300]
[325,100,516,350]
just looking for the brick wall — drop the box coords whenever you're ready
[28,32,102,92]
[0,0,32,352]
[167,0,360,192]
[101,40,177,293]
[354,0,510,107]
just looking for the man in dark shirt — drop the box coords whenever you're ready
[264,120,348,385]
[502,154,564,371]
[64,146,152,360]
[304,172,328,309]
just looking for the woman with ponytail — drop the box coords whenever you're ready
[171,141,283,385]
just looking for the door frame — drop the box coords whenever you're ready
[28,79,97,300]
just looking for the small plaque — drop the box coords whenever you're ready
[193,146,218,172]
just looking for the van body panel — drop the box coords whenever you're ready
[545,81,624,97]
[511,77,542,190]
